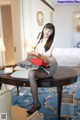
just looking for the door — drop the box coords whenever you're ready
[1,5,15,65]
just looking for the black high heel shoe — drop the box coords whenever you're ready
[27,104,41,114]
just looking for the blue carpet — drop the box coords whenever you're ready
[12,75,80,120]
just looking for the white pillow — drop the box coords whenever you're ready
[52,48,80,66]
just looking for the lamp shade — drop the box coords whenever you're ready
[0,37,6,52]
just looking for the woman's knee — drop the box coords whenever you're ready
[28,70,36,78]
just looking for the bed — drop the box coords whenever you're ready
[52,48,80,73]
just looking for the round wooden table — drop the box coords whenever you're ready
[0,66,77,120]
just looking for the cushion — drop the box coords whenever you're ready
[29,58,49,67]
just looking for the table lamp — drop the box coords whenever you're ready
[0,37,6,68]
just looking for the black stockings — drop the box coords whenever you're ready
[28,68,48,107]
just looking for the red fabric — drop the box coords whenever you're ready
[29,58,50,67]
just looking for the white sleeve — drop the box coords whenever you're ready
[41,41,55,57]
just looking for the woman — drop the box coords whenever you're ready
[27,23,58,114]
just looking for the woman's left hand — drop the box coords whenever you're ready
[29,52,39,56]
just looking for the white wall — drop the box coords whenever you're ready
[31,0,53,38]
[53,5,80,47]
[73,12,80,47]
[22,0,54,40]
[22,0,32,48]
[22,0,54,57]
[23,1,80,49]
[0,7,2,34]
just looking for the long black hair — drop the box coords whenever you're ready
[36,23,55,52]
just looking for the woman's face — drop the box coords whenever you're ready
[43,27,53,38]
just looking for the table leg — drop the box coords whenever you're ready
[16,86,19,96]
[57,86,62,120]
[0,83,2,89]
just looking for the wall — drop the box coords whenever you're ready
[22,0,54,57]
[23,1,80,49]
[0,7,3,66]
[22,0,54,39]
[31,0,53,39]
[21,0,32,52]
[53,5,80,47]
[0,7,2,34]
[73,12,80,47]
[0,0,10,5]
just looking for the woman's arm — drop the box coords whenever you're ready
[29,51,49,62]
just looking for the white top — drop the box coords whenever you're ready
[34,38,55,57]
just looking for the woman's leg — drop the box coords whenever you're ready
[27,68,48,114]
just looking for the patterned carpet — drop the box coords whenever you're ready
[12,74,80,120]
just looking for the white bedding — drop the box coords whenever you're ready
[52,48,80,66]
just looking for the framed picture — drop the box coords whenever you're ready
[36,11,44,26]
